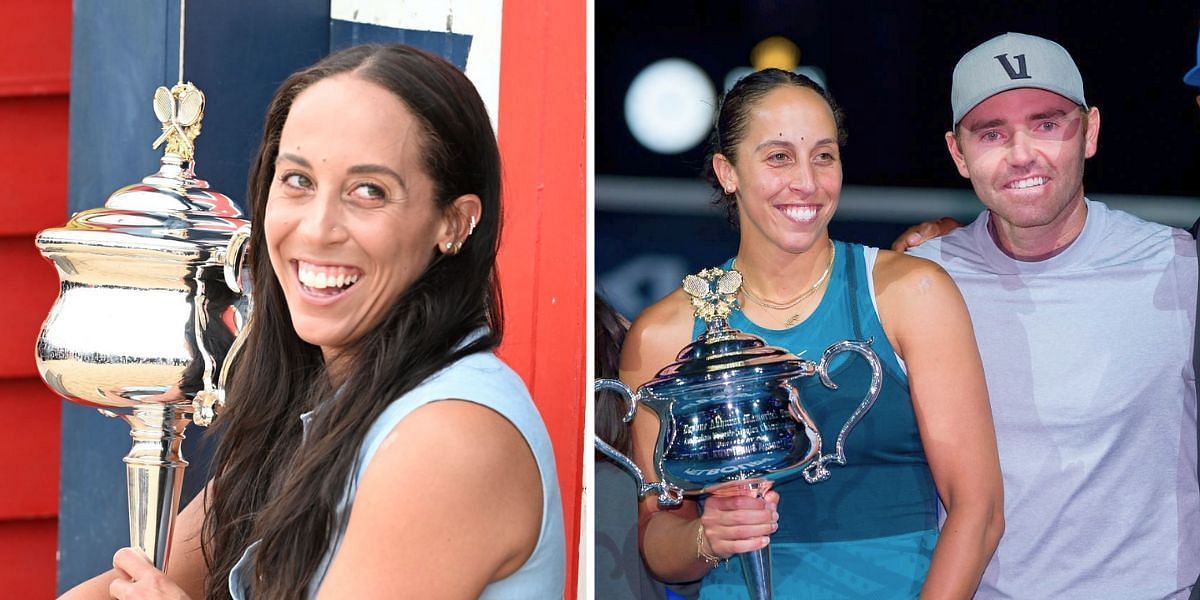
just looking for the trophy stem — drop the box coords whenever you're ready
[714,480,772,599]
[122,404,190,570]
[739,546,772,600]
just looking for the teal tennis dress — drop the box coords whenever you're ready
[695,242,939,599]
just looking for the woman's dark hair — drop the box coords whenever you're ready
[201,44,503,599]
[595,294,631,458]
[704,68,847,226]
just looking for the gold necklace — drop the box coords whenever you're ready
[734,240,835,326]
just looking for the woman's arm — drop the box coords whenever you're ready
[314,399,542,599]
[60,481,212,600]
[622,290,779,584]
[874,251,1004,599]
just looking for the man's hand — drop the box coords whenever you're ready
[891,217,963,252]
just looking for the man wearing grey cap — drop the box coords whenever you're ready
[907,32,1199,598]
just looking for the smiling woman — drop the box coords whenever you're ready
[621,68,1004,599]
[265,74,470,362]
[59,44,565,600]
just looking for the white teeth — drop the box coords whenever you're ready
[297,263,360,290]
[1009,176,1047,190]
[781,206,818,222]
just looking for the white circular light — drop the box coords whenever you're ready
[624,58,716,154]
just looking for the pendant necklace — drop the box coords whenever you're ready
[734,239,835,327]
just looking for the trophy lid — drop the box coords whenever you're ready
[642,267,813,394]
[37,82,248,261]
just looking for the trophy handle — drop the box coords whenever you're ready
[594,378,684,507]
[783,381,823,469]
[802,339,883,484]
[192,225,253,427]
[223,224,251,294]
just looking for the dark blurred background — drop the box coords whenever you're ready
[596,1,1200,318]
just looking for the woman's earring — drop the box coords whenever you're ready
[468,215,476,236]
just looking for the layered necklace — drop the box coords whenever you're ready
[734,239,835,328]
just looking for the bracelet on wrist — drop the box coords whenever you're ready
[695,523,728,569]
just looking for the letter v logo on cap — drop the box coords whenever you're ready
[994,53,1032,80]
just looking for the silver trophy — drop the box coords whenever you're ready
[595,266,881,599]
[35,82,251,569]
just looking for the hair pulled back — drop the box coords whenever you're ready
[704,68,847,225]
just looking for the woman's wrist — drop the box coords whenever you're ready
[695,521,728,568]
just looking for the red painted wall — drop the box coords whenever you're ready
[497,0,587,596]
[0,0,71,597]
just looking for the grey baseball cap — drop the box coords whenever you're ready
[951,32,1086,126]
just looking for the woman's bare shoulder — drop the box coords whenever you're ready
[873,249,951,289]
[620,288,694,386]
[320,398,541,596]
[632,288,694,333]
[872,249,962,310]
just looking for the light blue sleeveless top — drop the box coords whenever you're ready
[228,344,566,598]
[695,242,938,599]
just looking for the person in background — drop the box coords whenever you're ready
[622,68,1003,599]
[1185,26,1200,600]
[595,293,671,599]
[596,293,702,600]
[904,32,1198,598]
